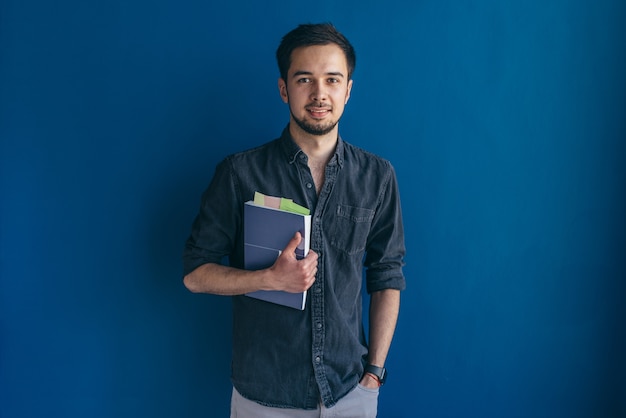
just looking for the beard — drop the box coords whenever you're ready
[291,110,339,136]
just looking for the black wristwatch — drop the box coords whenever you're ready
[364,364,387,386]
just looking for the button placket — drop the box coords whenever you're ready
[308,161,340,406]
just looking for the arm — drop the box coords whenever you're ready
[184,232,318,295]
[360,164,405,388]
[360,288,401,388]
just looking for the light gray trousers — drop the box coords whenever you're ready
[230,384,379,418]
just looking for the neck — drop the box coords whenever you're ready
[289,123,338,164]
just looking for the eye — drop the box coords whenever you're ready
[327,78,339,84]
[297,78,311,83]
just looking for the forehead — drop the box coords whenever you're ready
[288,44,348,76]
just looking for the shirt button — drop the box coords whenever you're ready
[316,322,322,330]
[315,356,321,364]
[306,183,312,189]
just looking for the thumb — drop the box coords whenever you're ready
[282,232,302,256]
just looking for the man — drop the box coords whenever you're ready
[183,23,406,417]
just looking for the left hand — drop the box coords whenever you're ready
[359,373,380,389]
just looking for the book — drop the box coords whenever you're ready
[243,193,311,310]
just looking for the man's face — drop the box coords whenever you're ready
[278,44,353,137]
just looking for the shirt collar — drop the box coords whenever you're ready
[280,125,344,169]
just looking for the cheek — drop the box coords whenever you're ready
[291,91,310,107]
[336,92,349,106]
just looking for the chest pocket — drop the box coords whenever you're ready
[329,204,375,255]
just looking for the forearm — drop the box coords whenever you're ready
[183,234,319,296]
[183,263,272,295]
[367,288,401,367]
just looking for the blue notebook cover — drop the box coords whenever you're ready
[244,201,311,310]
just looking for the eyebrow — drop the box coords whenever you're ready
[292,70,345,78]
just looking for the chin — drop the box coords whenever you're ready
[297,119,338,136]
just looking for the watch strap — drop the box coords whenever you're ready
[364,364,387,385]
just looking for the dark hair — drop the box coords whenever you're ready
[276,23,356,81]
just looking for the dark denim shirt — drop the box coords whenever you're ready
[183,127,406,409]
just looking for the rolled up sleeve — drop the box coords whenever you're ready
[364,164,406,293]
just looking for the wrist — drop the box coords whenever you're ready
[258,268,276,291]
[365,372,382,387]
[364,363,387,386]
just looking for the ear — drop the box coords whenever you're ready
[344,79,353,104]
[278,78,289,103]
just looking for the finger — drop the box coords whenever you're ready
[281,232,302,256]
[305,249,318,262]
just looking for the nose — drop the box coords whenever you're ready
[310,81,328,102]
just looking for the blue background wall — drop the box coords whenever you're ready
[1,1,625,417]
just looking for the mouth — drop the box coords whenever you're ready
[306,106,331,119]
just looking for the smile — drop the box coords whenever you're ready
[307,107,331,118]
